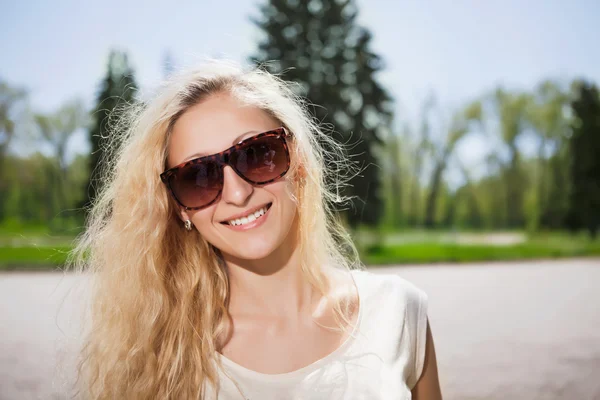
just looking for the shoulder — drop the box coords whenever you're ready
[352,269,430,388]
[351,269,428,309]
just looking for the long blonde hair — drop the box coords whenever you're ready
[70,60,361,399]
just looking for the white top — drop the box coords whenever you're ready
[207,269,429,399]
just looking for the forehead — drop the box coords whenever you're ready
[167,92,279,167]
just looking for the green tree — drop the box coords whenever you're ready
[250,0,393,227]
[423,101,481,228]
[526,80,570,230]
[0,81,27,221]
[468,89,530,228]
[0,81,27,163]
[1,153,62,224]
[382,124,405,228]
[84,50,138,210]
[540,149,570,229]
[454,160,484,229]
[34,99,87,229]
[35,99,87,175]
[568,81,600,238]
[406,96,435,227]
[495,90,530,228]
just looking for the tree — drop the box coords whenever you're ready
[382,124,405,228]
[35,99,87,175]
[406,96,435,227]
[250,0,393,227]
[526,80,570,230]
[34,99,87,229]
[0,81,27,164]
[541,149,570,229]
[0,81,27,221]
[467,89,530,228]
[1,153,63,224]
[456,160,484,229]
[83,50,138,211]
[496,90,531,228]
[423,100,481,228]
[568,81,600,238]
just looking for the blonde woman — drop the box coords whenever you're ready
[72,61,442,399]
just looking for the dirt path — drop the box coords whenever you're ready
[1,258,599,399]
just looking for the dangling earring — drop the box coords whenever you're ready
[184,220,192,231]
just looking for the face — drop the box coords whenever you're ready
[167,92,298,261]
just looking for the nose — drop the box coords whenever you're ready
[221,165,253,206]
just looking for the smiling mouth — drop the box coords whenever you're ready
[220,203,272,227]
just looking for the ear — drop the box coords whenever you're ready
[179,207,191,223]
[294,164,307,182]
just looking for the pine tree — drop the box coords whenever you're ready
[250,0,393,227]
[568,81,600,238]
[83,50,138,211]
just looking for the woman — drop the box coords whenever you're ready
[72,60,442,399]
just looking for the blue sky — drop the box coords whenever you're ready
[1,0,599,172]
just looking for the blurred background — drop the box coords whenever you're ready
[1,1,599,399]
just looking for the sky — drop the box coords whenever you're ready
[1,0,599,175]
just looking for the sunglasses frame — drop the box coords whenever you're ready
[160,127,291,210]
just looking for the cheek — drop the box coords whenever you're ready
[273,180,299,237]
[189,207,217,236]
[273,179,298,211]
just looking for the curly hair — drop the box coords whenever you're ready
[69,60,361,399]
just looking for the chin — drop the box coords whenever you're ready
[229,237,280,261]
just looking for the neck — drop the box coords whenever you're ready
[223,222,316,319]
[227,247,314,319]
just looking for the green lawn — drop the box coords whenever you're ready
[0,230,598,270]
[0,246,71,271]
[363,240,600,265]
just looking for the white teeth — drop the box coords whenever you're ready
[226,205,269,226]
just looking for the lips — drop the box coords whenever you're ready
[219,202,273,225]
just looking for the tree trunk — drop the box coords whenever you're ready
[424,158,446,228]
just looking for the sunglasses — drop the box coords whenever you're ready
[160,127,291,210]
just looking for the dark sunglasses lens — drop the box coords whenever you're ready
[170,161,221,208]
[231,135,289,183]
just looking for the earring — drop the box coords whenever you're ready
[184,220,192,231]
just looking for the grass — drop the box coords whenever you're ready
[0,228,598,270]
[0,246,71,271]
[363,241,600,265]
[0,219,53,235]
[362,230,600,265]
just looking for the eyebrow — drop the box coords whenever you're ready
[181,130,259,162]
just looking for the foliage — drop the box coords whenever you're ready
[0,81,28,221]
[83,50,138,210]
[0,40,597,241]
[0,152,88,232]
[423,100,481,228]
[379,80,577,232]
[250,0,393,227]
[33,100,88,230]
[0,51,136,232]
[0,80,27,161]
[568,81,600,238]
[34,99,88,171]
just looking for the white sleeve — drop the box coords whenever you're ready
[402,279,429,390]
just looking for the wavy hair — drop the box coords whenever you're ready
[70,60,361,399]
